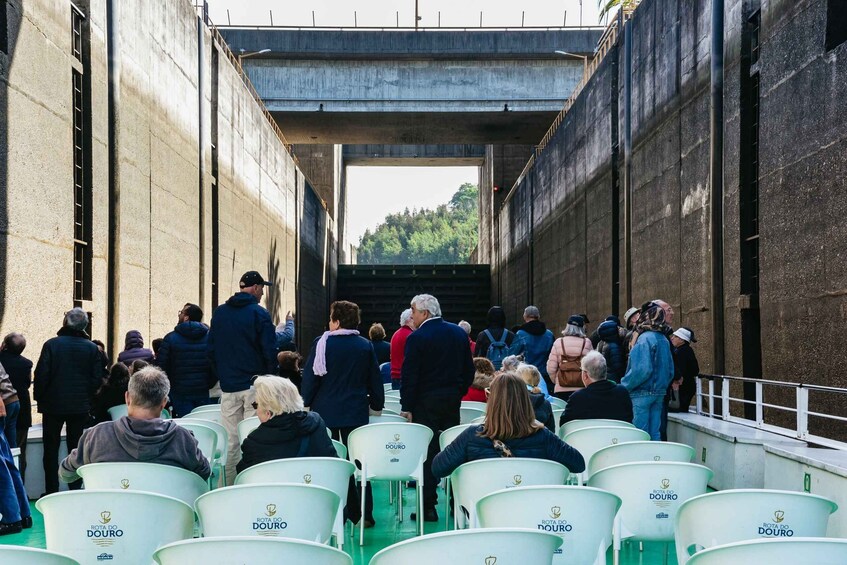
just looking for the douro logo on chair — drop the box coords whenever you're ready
[758,510,793,537]
[538,505,573,534]
[385,433,406,460]
[649,478,677,509]
[485,556,497,565]
[511,474,522,486]
[253,503,287,535]
[120,479,130,489]
[87,510,123,547]
[303,474,312,484]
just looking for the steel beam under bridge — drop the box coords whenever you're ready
[342,144,485,166]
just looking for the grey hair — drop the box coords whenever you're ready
[458,320,471,335]
[563,323,586,338]
[64,307,89,331]
[399,308,413,327]
[128,367,170,410]
[524,306,540,319]
[581,351,607,381]
[253,375,303,416]
[411,294,441,317]
[501,354,523,371]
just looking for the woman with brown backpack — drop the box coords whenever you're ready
[546,315,594,401]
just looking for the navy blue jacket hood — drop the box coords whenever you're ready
[175,321,209,340]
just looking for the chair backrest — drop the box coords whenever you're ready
[175,418,228,465]
[235,457,355,504]
[589,461,713,542]
[461,401,487,412]
[153,536,352,565]
[477,485,621,565]
[182,410,223,425]
[77,462,209,507]
[383,399,403,413]
[384,391,400,399]
[36,490,194,565]
[560,418,635,437]
[588,441,694,479]
[238,416,261,443]
[108,404,170,420]
[561,426,649,469]
[383,383,393,392]
[451,458,569,527]
[459,407,486,424]
[439,424,474,451]
[369,528,563,565]
[170,421,218,466]
[0,547,80,565]
[685,537,847,565]
[369,414,408,424]
[189,404,221,414]
[195,484,339,543]
[548,397,568,410]
[471,416,486,424]
[332,439,347,459]
[347,423,433,481]
[675,489,838,564]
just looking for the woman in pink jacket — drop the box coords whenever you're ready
[546,315,594,401]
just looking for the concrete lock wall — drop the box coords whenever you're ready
[0,0,337,363]
[489,0,847,415]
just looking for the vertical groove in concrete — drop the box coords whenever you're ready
[710,0,726,374]
[106,0,121,362]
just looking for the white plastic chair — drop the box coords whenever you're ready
[347,422,433,544]
[384,391,401,399]
[188,404,221,415]
[450,458,569,529]
[0,547,80,565]
[548,396,568,410]
[552,408,565,433]
[174,419,229,488]
[182,410,222,425]
[589,461,713,565]
[588,441,694,479]
[383,383,393,392]
[108,404,170,420]
[459,407,486,424]
[460,401,487,412]
[37,490,194,565]
[560,418,635,437]
[238,416,261,442]
[332,439,348,459]
[685,537,847,565]
[476,485,621,565]
[11,446,20,470]
[169,421,218,488]
[235,457,356,549]
[369,414,408,424]
[383,399,403,413]
[195,483,339,543]
[77,461,209,507]
[471,416,486,424]
[437,424,475,526]
[153,536,353,565]
[675,489,838,564]
[562,426,649,483]
[369,528,563,565]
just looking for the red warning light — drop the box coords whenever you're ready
[493,186,500,192]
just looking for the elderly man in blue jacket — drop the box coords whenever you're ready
[207,271,277,483]
[400,294,474,522]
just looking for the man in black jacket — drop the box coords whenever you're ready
[400,294,474,522]
[157,303,213,417]
[34,308,103,494]
[561,351,633,426]
[0,334,32,479]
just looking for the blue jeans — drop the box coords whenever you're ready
[0,428,29,523]
[169,394,213,419]
[1,401,19,448]
[631,394,665,441]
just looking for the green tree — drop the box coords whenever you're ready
[357,183,479,264]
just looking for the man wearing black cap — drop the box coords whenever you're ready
[207,271,277,483]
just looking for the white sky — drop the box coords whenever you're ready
[206,1,606,28]
[346,166,479,244]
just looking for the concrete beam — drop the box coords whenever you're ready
[342,144,485,166]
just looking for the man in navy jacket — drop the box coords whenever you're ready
[400,294,474,522]
[207,271,277,482]
[157,303,213,417]
[561,351,633,426]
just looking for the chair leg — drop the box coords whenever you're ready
[418,479,424,536]
[389,480,394,505]
[398,481,403,522]
[444,477,450,529]
[639,541,644,552]
[613,515,621,565]
[359,470,367,546]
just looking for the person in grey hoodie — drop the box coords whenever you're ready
[60,366,210,483]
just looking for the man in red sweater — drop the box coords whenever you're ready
[389,309,415,390]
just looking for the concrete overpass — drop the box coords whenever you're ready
[219,28,602,144]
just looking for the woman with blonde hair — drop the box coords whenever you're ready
[431,373,584,478]
[514,363,555,432]
[237,375,336,473]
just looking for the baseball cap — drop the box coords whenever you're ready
[567,315,585,328]
[239,271,273,288]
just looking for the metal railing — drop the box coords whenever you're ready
[694,374,847,451]
[215,25,606,32]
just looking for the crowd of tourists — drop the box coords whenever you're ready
[0,267,700,535]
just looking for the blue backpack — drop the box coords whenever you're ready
[483,329,510,370]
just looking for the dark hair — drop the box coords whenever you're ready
[2,333,26,355]
[151,338,164,355]
[368,323,386,341]
[107,363,130,387]
[473,357,496,375]
[129,359,149,374]
[92,339,106,351]
[183,303,203,322]
[277,351,302,373]
[330,301,360,330]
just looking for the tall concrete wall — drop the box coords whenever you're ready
[0,0,336,362]
[490,0,847,407]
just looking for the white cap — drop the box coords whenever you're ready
[673,327,696,343]
[624,307,639,324]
